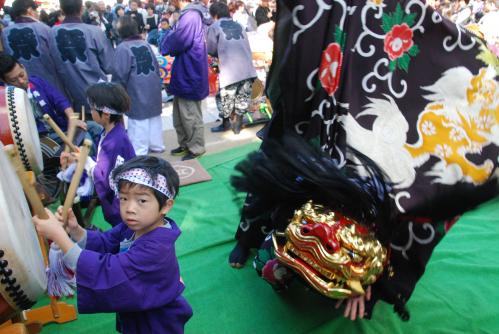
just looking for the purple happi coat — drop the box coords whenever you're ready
[94,122,135,225]
[77,218,192,333]
[50,16,114,113]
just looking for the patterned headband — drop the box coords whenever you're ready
[87,99,121,115]
[110,168,175,199]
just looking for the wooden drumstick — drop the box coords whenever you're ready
[43,114,79,153]
[3,145,49,261]
[61,139,92,224]
[81,106,85,122]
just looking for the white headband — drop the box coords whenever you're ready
[110,168,175,199]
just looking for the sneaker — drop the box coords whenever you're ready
[181,151,203,161]
[170,147,188,156]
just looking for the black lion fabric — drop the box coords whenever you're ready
[55,29,87,63]
[7,27,40,60]
[131,46,155,75]
[235,0,499,319]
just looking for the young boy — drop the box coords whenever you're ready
[33,155,193,333]
[63,82,136,226]
[157,17,172,49]
[206,2,257,134]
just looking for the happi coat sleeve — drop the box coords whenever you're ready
[92,25,115,75]
[76,225,185,313]
[206,24,219,57]
[84,223,131,254]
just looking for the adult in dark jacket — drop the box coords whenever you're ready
[254,0,272,26]
[162,0,209,160]
[126,0,144,33]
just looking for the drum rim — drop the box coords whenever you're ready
[6,86,43,174]
[0,249,37,312]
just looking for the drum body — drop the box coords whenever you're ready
[0,145,47,323]
[0,86,43,174]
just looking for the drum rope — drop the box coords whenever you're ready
[7,87,31,172]
[0,250,35,310]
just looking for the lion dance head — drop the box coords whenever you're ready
[273,201,388,299]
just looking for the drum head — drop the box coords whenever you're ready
[5,86,44,174]
[0,144,46,316]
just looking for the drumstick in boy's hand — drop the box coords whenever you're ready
[61,139,92,225]
[43,114,79,153]
[4,144,50,263]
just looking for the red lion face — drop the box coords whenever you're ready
[273,201,388,299]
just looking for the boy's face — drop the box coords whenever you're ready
[3,63,29,90]
[90,108,111,126]
[160,21,169,29]
[119,183,173,237]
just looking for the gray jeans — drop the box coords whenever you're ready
[172,97,205,155]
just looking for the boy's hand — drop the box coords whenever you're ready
[33,208,67,241]
[55,206,85,241]
[334,286,371,321]
[74,119,87,130]
[60,151,76,165]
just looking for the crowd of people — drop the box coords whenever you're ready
[0,0,276,160]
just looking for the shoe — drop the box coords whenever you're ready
[232,114,243,134]
[170,147,188,156]
[211,118,231,132]
[181,151,203,161]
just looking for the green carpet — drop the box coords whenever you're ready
[38,143,499,334]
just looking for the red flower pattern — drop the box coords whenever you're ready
[384,23,414,60]
[319,43,343,96]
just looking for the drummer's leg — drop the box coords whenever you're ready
[85,121,103,155]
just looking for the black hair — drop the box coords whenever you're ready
[48,10,62,26]
[11,0,38,19]
[146,3,155,10]
[117,16,138,38]
[209,2,230,18]
[60,0,83,16]
[0,53,20,81]
[86,82,130,123]
[39,9,50,25]
[114,4,124,15]
[111,156,180,209]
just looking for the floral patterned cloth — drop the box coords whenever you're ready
[235,0,498,320]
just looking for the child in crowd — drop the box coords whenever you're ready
[33,155,193,333]
[112,16,165,155]
[207,2,257,134]
[62,82,136,226]
[157,17,172,48]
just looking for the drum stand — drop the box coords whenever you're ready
[3,147,77,333]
